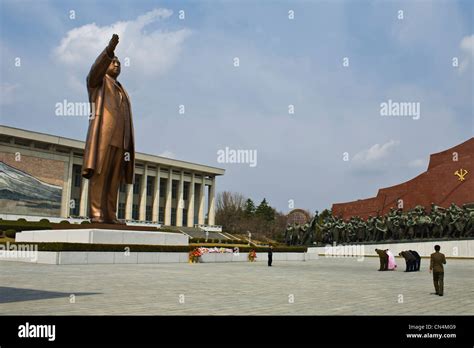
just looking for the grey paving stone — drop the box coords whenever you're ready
[0,257,472,315]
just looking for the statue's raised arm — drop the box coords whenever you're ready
[87,34,119,88]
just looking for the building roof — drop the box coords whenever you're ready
[0,124,225,176]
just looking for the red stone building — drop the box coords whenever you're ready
[332,138,474,220]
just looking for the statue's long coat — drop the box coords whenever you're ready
[81,48,135,184]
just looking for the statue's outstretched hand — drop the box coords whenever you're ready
[83,168,94,179]
[107,34,119,55]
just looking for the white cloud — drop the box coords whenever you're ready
[460,35,474,53]
[353,140,400,164]
[407,158,427,168]
[459,34,474,73]
[0,83,20,105]
[53,8,191,76]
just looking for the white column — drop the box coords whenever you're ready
[125,183,133,220]
[198,175,205,225]
[208,176,216,225]
[79,178,89,217]
[139,164,148,221]
[176,171,184,227]
[187,173,195,227]
[61,151,74,217]
[152,166,161,222]
[117,188,120,213]
[164,168,172,225]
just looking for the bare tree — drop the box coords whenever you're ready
[215,191,291,243]
[216,191,245,233]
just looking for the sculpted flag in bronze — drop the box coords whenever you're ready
[82,34,135,224]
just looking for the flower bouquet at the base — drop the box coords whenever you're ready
[248,250,257,262]
[189,248,202,263]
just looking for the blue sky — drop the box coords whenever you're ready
[1,0,473,213]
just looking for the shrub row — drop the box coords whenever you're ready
[157,228,178,232]
[190,238,244,244]
[188,244,307,253]
[4,229,17,238]
[0,242,307,253]
[0,220,52,232]
[0,242,190,253]
[233,246,307,253]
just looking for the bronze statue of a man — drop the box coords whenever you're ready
[82,34,135,224]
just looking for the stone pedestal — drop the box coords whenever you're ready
[15,229,188,246]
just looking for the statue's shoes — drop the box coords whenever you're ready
[108,218,126,225]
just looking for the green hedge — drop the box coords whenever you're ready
[157,228,178,233]
[220,239,244,244]
[0,242,307,253]
[189,238,249,245]
[0,220,52,232]
[226,239,244,244]
[5,229,17,238]
[189,244,307,253]
[233,246,307,253]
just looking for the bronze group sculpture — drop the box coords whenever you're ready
[285,204,474,246]
[82,34,135,224]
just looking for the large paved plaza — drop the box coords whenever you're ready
[0,257,473,315]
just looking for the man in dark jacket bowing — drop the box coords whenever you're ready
[409,250,421,271]
[399,250,416,272]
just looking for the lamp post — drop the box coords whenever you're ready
[205,230,209,243]
[248,231,251,245]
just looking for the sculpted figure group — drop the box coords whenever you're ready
[285,203,474,246]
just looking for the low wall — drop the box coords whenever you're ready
[0,251,190,265]
[0,251,318,265]
[307,239,474,258]
[200,252,318,263]
[15,229,189,246]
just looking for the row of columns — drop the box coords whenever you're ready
[77,166,216,226]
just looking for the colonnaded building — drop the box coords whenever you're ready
[0,125,225,228]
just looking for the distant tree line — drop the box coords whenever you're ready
[215,191,287,242]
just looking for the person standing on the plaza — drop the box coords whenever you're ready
[268,245,273,267]
[430,245,446,296]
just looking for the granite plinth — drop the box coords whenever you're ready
[15,229,188,246]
